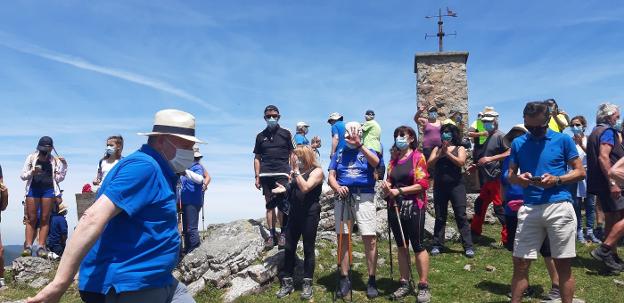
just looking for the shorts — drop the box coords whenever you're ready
[596,191,624,213]
[504,215,551,257]
[260,175,289,196]
[513,202,576,260]
[79,279,193,303]
[26,187,55,199]
[261,175,290,214]
[334,193,377,236]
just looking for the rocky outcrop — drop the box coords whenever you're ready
[12,257,54,289]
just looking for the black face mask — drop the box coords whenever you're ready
[525,125,548,138]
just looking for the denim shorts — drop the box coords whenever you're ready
[26,187,55,199]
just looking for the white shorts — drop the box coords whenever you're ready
[513,201,577,259]
[334,193,377,236]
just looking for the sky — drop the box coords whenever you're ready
[0,0,623,245]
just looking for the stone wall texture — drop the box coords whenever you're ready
[414,51,469,133]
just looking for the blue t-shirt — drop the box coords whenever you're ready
[46,214,68,250]
[294,133,309,145]
[501,157,524,216]
[509,129,579,205]
[599,127,616,146]
[331,121,347,153]
[328,147,376,192]
[79,144,180,294]
[181,162,204,206]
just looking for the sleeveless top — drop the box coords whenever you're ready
[587,124,624,193]
[290,170,322,210]
[423,122,442,149]
[434,146,463,185]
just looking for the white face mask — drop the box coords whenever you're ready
[165,138,195,173]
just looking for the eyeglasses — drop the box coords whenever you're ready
[571,124,583,127]
[264,114,279,119]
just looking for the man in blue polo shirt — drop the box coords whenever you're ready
[507,101,585,303]
[328,112,347,159]
[28,109,199,303]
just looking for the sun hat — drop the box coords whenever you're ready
[327,112,343,123]
[57,202,68,215]
[503,124,528,147]
[296,121,309,128]
[193,145,202,158]
[138,109,204,143]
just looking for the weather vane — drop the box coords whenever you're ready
[425,7,458,52]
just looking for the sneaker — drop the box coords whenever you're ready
[577,229,586,243]
[275,277,294,298]
[264,236,275,250]
[389,280,411,300]
[335,276,351,299]
[430,246,441,256]
[21,246,32,257]
[0,277,5,288]
[278,232,286,249]
[366,277,379,299]
[614,253,624,266]
[36,247,48,259]
[417,283,431,303]
[301,278,313,300]
[591,246,623,272]
[586,231,602,244]
[464,248,475,258]
[543,287,561,300]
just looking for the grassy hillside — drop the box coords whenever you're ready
[1,223,622,302]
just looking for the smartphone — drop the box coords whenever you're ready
[529,176,543,182]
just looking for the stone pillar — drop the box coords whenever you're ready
[75,192,96,220]
[414,51,469,134]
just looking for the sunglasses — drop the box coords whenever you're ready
[264,114,280,119]
[571,124,583,127]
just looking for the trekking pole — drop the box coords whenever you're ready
[346,195,354,302]
[388,206,393,282]
[394,203,416,291]
[333,194,346,302]
[201,189,206,240]
[176,181,186,254]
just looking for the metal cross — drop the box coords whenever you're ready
[425,7,458,52]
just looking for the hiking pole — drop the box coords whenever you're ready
[394,203,416,291]
[201,189,206,240]
[388,208,393,282]
[176,180,186,254]
[333,194,346,302]
[346,195,354,302]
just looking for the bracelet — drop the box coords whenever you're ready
[397,187,404,196]
[292,171,301,177]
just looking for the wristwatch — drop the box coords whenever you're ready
[555,176,562,186]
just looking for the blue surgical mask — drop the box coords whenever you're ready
[395,136,409,150]
[428,112,438,119]
[615,120,623,132]
[105,146,116,156]
[484,122,495,131]
[442,132,453,142]
[266,117,278,128]
[571,126,584,135]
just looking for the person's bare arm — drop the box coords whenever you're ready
[328,170,349,198]
[478,149,511,166]
[598,143,620,198]
[293,168,324,193]
[331,135,338,158]
[539,157,585,188]
[27,195,122,303]
[254,154,261,190]
[427,146,441,167]
[445,146,467,167]
[508,162,531,188]
[609,157,624,186]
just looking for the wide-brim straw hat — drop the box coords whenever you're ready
[58,202,68,215]
[503,124,528,147]
[138,109,204,143]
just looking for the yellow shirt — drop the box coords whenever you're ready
[548,114,568,132]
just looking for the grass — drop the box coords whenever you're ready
[1,223,622,302]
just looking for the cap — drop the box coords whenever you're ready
[296,121,309,128]
[193,145,202,158]
[327,112,343,123]
[37,136,53,152]
[264,105,280,114]
[481,114,498,122]
[365,110,375,116]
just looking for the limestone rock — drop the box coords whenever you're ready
[12,257,53,288]
[222,276,262,303]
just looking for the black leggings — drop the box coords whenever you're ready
[282,201,320,278]
[388,203,426,253]
[433,182,473,248]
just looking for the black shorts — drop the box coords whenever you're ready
[260,175,290,213]
[596,191,624,213]
[388,203,426,253]
[505,215,551,257]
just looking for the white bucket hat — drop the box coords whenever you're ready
[327,112,343,123]
[193,145,202,158]
[138,109,204,143]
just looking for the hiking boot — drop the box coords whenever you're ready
[591,246,623,272]
[586,230,602,244]
[301,278,313,300]
[335,276,351,299]
[430,246,441,256]
[464,248,475,258]
[577,229,586,243]
[615,253,624,266]
[417,283,431,303]
[543,287,561,301]
[366,277,379,299]
[264,236,275,250]
[276,277,294,298]
[278,232,286,249]
[36,247,48,259]
[389,280,411,300]
[21,246,32,257]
